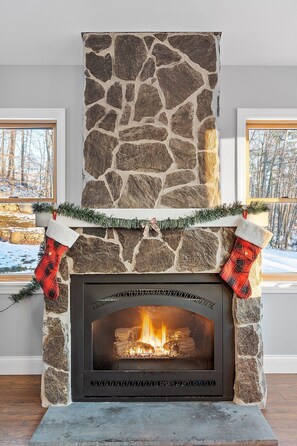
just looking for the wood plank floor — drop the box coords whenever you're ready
[0,374,296,445]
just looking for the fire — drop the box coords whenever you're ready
[129,310,170,357]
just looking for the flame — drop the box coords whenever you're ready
[140,312,167,348]
[129,310,170,357]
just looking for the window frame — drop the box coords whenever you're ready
[0,108,65,282]
[237,108,297,281]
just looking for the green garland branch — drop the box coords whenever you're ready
[33,201,269,230]
[1,243,45,312]
[2,201,269,310]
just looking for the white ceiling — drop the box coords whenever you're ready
[1,0,297,66]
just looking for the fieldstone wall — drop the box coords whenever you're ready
[81,33,221,208]
[41,226,266,409]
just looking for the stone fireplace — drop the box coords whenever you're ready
[37,31,267,409]
[39,220,266,408]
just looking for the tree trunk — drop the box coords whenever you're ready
[6,129,16,181]
[20,129,26,185]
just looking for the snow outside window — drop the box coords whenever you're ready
[246,121,297,278]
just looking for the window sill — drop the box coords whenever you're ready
[0,281,42,295]
[262,281,297,294]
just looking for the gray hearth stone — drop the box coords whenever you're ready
[30,402,278,445]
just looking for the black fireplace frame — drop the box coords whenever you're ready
[71,274,234,402]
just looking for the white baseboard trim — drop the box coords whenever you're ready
[0,355,296,375]
[0,356,42,375]
[264,355,297,373]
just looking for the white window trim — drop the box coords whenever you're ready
[0,109,65,289]
[0,108,65,203]
[237,108,297,203]
[237,108,297,287]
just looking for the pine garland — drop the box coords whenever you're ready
[33,201,269,230]
[10,278,41,303]
[7,243,44,307]
[2,201,269,309]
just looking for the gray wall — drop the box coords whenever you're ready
[0,65,84,204]
[0,64,296,358]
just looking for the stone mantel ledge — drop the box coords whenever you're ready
[35,209,269,228]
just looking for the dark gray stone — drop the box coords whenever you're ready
[169,33,218,72]
[140,58,155,81]
[116,143,173,172]
[84,78,105,105]
[157,62,204,109]
[162,229,183,251]
[43,318,68,371]
[220,227,236,265]
[237,325,260,357]
[144,35,154,49]
[86,104,106,130]
[119,125,167,142]
[81,181,113,208]
[134,84,163,121]
[152,43,181,66]
[84,130,117,178]
[67,236,127,273]
[169,138,196,169]
[106,82,122,109]
[83,228,106,238]
[135,239,175,272]
[177,229,219,271]
[160,185,210,208]
[115,35,147,80]
[164,170,196,188]
[171,102,194,139]
[59,257,69,281]
[159,112,168,125]
[209,73,218,89]
[84,34,112,52]
[125,83,135,102]
[221,227,236,252]
[86,52,112,82]
[120,104,131,126]
[154,33,168,41]
[43,367,68,406]
[45,283,68,314]
[235,357,264,404]
[97,110,117,132]
[105,171,123,201]
[116,229,143,262]
[196,89,213,122]
[118,174,162,208]
[234,296,262,325]
[30,402,278,445]
[107,229,115,239]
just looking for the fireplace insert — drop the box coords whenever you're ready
[71,274,234,401]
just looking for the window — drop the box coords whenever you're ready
[237,109,297,280]
[0,123,56,202]
[0,109,65,281]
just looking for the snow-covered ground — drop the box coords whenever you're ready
[263,248,297,273]
[0,241,39,274]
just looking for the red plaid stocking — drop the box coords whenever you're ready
[220,218,273,299]
[220,238,261,299]
[35,220,79,300]
[35,238,68,300]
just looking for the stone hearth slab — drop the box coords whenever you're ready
[30,402,278,445]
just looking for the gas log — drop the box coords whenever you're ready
[113,326,196,359]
